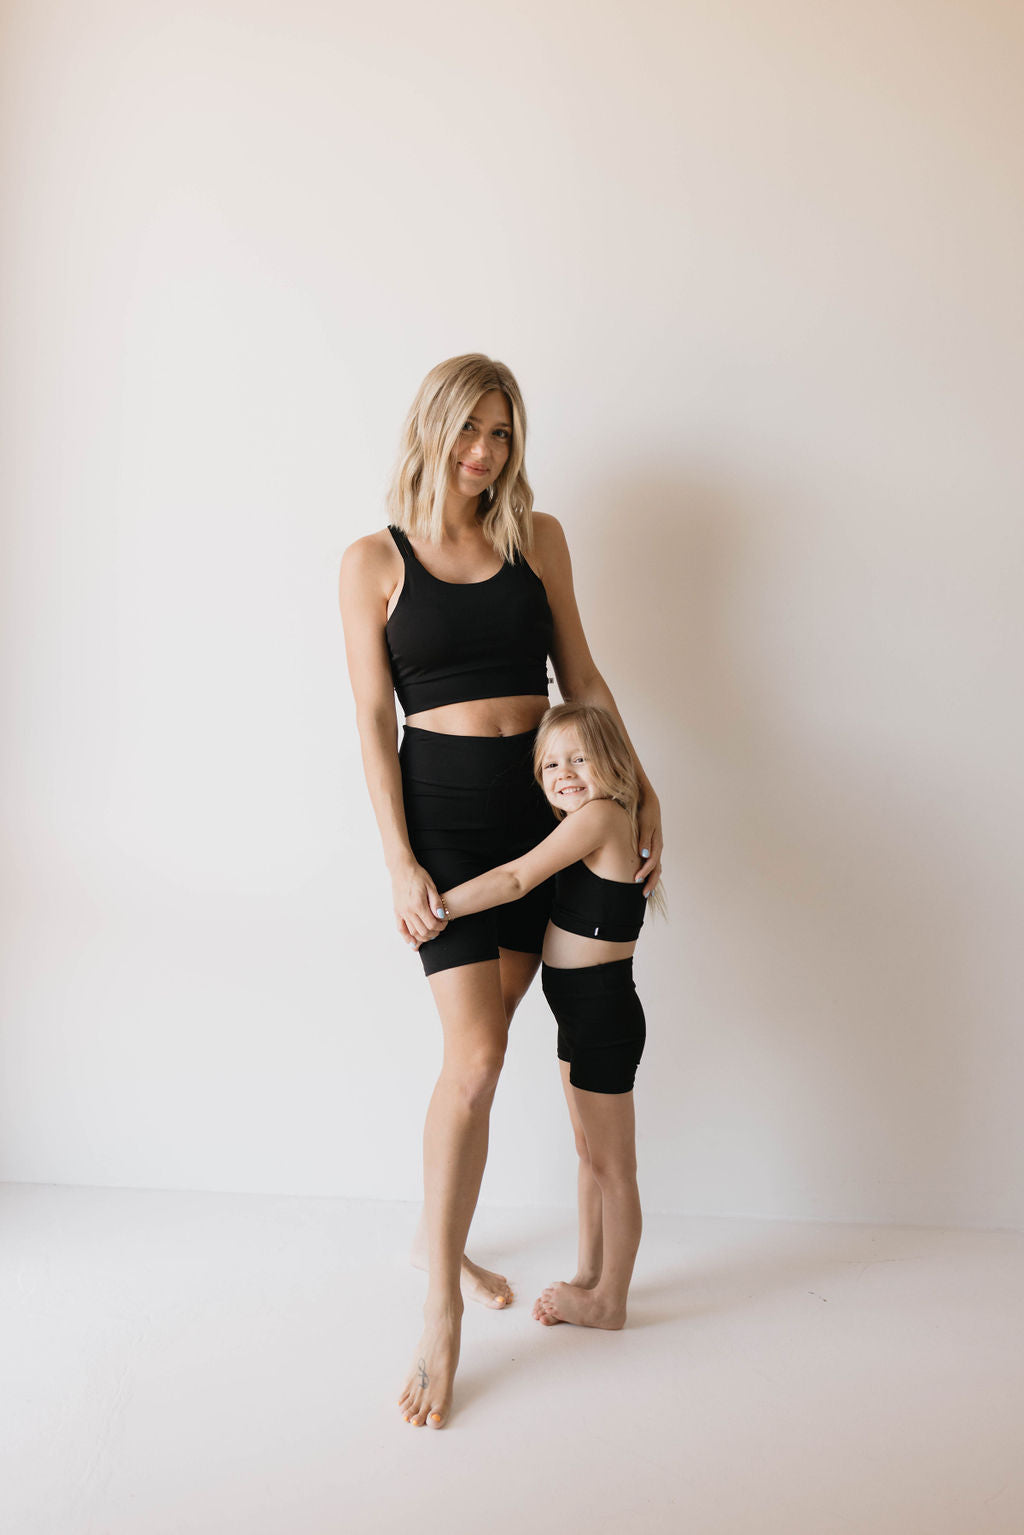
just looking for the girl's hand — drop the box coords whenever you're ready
[392,862,448,947]
[635,786,663,898]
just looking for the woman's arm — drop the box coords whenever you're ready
[338,535,445,946]
[531,513,663,896]
[440,798,619,921]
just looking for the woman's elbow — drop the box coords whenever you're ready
[355,704,398,746]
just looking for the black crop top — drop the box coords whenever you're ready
[385,526,553,716]
[551,859,647,942]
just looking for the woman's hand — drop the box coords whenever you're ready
[635,786,663,899]
[392,862,449,948]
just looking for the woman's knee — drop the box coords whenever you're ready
[588,1145,638,1189]
[443,1043,507,1110]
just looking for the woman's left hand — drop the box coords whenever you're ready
[635,786,663,898]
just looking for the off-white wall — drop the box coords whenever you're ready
[2,0,1022,1227]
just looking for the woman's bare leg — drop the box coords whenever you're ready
[535,1087,641,1331]
[408,949,539,1310]
[399,957,517,1428]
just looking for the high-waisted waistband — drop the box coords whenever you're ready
[400,725,541,792]
[542,956,636,999]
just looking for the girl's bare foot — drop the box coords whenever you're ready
[397,1302,463,1429]
[532,1270,598,1325]
[537,1281,626,1330]
[410,1246,513,1309]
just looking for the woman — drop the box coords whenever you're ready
[338,354,662,1429]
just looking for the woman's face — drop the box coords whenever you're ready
[449,389,512,497]
[540,728,601,814]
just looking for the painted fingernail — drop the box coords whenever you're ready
[641,848,650,858]
[435,907,444,919]
[643,890,651,898]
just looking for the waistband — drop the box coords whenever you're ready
[541,957,636,997]
[400,724,545,796]
[401,725,538,747]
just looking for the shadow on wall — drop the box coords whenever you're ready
[575,474,977,1223]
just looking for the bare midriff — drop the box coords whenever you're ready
[403,694,550,738]
[542,923,638,970]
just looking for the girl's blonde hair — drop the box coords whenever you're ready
[533,703,666,917]
[386,354,534,562]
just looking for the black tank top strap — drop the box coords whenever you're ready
[387,524,414,561]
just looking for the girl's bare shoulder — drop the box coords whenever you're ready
[587,799,642,881]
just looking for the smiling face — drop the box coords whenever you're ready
[449,389,512,498]
[540,728,603,814]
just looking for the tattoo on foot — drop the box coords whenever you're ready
[417,1357,429,1388]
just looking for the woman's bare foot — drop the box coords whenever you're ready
[398,1302,463,1429]
[532,1270,598,1325]
[410,1246,513,1309]
[536,1281,626,1330]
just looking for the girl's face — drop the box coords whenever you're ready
[540,728,601,814]
[449,389,512,497]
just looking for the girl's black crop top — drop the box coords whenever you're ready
[550,859,647,942]
[385,526,553,716]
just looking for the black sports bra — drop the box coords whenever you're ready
[551,859,647,942]
[385,526,553,716]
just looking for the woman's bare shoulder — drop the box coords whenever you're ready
[339,527,401,606]
[528,511,570,581]
[532,510,567,547]
[343,526,396,564]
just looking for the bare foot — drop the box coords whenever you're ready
[532,1271,598,1325]
[538,1281,626,1330]
[397,1303,463,1429]
[411,1248,513,1310]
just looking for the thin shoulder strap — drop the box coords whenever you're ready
[387,525,412,560]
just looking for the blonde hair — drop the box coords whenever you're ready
[533,703,666,918]
[386,354,534,562]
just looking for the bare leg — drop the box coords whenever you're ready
[408,950,539,1311]
[535,1086,641,1331]
[533,1062,602,1325]
[399,956,536,1428]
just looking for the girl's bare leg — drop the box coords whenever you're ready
[532,1062,602,1324]
[407,950,539,1310]
[535,1086,641,1331]
[399,953,538,1428]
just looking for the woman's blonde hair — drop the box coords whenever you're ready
[386,354,534,561]
[533,703,666,917]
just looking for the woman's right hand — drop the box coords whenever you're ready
[392,861,448,947]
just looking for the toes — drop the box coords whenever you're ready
[428,1407,446,1429]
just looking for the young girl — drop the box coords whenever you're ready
[428,702,661,1331]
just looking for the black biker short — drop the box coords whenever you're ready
[541,956,646,1094]
[400,726,555,977]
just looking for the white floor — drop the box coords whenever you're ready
[2,1186,1023,1535]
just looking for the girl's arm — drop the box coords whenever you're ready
[441,798,620,920]
[530,513,663,896]
[338,535,445,946]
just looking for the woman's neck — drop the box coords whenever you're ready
[441,491,483,540]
